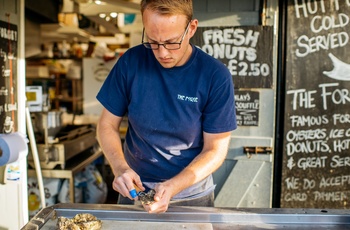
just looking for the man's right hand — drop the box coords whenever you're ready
[112,168,145,200]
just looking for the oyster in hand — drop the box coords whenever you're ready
[138,189,156,205]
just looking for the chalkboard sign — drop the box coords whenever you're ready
[0,20,18,133]
[281,0,350,209]
[235,90,259,126]
[191,26,273,89]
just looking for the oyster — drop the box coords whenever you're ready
[139,189,156,205]
[57,213,102,230]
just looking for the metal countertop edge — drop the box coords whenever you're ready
[21,203,350,229]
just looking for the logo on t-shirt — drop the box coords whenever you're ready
[177,94,198,103]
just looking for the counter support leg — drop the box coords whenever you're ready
[69,173,75,203]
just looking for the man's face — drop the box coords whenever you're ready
[142,9,196,68]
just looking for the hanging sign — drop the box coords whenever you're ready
[235,90,259,126]
[0,20,18,133]
[192,26,273,89]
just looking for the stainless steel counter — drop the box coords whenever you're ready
[22,203,350,229]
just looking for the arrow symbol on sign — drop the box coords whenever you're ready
[323,53,350,81]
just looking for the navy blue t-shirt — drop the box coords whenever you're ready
[96,44,236,183]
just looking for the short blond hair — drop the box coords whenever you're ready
[140,0,193,23]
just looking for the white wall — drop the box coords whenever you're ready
[82,57,118,117]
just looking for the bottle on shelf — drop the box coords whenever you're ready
[75,42,83,58]
[61,40,69,58]
[47,43,53,58]
[52,42,61,58]
[71,38,83,58]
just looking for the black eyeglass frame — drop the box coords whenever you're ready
[141,21,191,50]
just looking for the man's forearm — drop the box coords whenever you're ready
[96,114,129,176]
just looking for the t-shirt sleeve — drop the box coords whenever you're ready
[202,66,237,133]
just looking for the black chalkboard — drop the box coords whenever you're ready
[235,90,260,126]
[0,20,18,134]
[191,26,273,89]
[281,0,350,209]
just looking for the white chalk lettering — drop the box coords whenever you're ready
[287,157,296,170]
[333,139,350,152]
[0,87,9,96]
[310,14,349,33]
[329,129,344,138]
[303,178,316,189]
[202,45,257,62]
[333,114,350,125]
[236,102,259,110]
[286,129,327,142]
[287,89,317,110]
[227,60,270,77]
[296,32,349,57]
[286,81,350,112]
[235,93,250,101]
[0,27,18,41]
[284,192,308,202]
[287,140,330,156]
[293,0,350,57]
[297,156,327,170]
[330,155,350,168]
[285,177,300,189]
[319,83,350,110]
[313,191,347,202]
[202,28,259,47]
[294,0,347,19]
[5,103,16,112]
[319,175,350,188]
[290,115,329,127]
[294,0,325,18]
[243,120,258,126]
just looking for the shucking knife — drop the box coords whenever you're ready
[129,183,155,204]
[129,183,143,198]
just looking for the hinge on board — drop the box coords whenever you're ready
[243,146,273,158]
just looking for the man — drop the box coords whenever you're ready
[96,0,237,214]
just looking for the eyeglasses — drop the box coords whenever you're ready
[142,21,191,50]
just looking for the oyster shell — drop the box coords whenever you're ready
[57,213,102,230]
[139,189,156,205]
